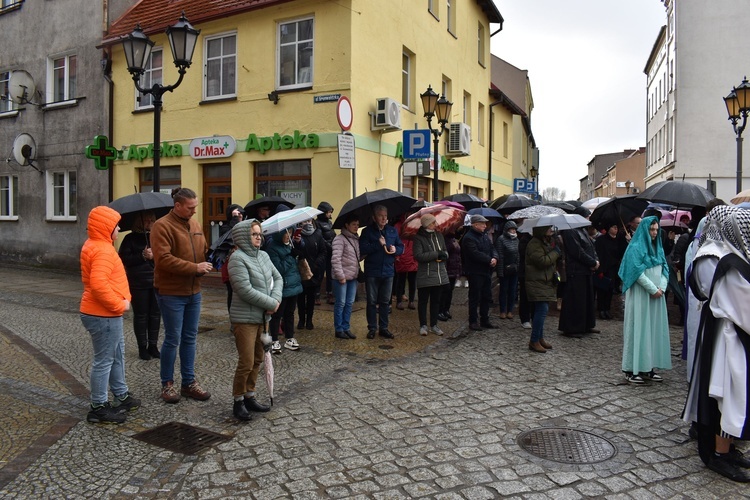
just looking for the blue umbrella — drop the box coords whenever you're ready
[467,207,503,219]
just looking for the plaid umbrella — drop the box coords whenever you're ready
[401,205,465,238]
[506,205,565,219]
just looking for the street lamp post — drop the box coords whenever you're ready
[529,166,538,199]
[724,76,750,193]
[121,12,200,193]
[420,85,453,201]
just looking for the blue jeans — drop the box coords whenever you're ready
[499,275,518,314]
[366,276,393,331]
[156,292,201,386]
[530,301,549,343]
[333,279,358,332]
[81,314,128,405]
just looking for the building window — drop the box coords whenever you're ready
[463,91,471,125]
[255,160,311,207]
[428,0,438,19]
[139,166,181,194]
[0,174,18,219]
[477,22,485,66]
[446,0,456,35]
[502,122,509,159]
[441,76,451,102]
[402,48,414,109]
[277,18,314,90]
[46,170,77,220]
[477,102,484,145]
[205,33,237,100]
[136,48,162,109]
[48,54,77,103]
[1,71,14,112]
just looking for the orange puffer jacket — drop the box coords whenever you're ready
[80,206,131,317]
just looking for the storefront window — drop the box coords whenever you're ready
[255,160,311,207]
[139,166,181,194]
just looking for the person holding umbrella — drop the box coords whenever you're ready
[360,205,404,339]
[118,211,161,360]
[412,214,449,336]
[494,220,520,319]
[227,219,282,421]
[219,204,244,313]
[151,188,213,404]
[525,225,561,353]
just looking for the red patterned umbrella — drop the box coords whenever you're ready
[401,205,466,238]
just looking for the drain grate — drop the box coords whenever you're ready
[134,422,231,455]
[517,427,617,464]
[378,345,394,350]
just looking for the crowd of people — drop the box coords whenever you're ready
[79,189,750,483]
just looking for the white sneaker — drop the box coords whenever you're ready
[419,325,428,336]
[271,341,282,353]
[521,322,532,329]
[464,280,469,288]
[284,338,300,351]
[431,325,444,336]
[455,280,461,288]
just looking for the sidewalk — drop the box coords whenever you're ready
[0,265,745,498]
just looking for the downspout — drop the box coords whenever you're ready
[488,100,502,197]
[102,0,114,201]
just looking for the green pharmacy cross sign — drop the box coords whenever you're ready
[85,135,118,171]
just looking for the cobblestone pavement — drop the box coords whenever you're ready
[0,265,748,498]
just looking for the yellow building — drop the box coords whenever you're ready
[103,0,506,244]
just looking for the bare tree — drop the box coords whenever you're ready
[541,187,566,201]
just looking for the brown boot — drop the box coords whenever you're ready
[539,338,553,350]
[528,341,547,353]
[498,312,507,319]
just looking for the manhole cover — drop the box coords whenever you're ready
[517,427,617,464]
[378,345,394,350]
[134,422,231,455]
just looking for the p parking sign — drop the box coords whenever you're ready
[403,130,431,159]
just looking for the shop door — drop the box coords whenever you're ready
[203,164,232,246]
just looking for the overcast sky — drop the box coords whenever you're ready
[490,0,666,200]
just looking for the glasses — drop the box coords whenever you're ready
[250,233,263,238]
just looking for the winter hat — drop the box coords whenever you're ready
[317,201,334,213]
[470,214,489,224]
[503,220,518,232]
[421,214,437,228]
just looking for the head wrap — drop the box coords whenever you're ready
[618,216,668,293]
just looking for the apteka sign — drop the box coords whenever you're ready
[189,136,236,159]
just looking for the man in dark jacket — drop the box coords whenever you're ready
[558,207,600,336]
[462,214,498,330]
[316,201,336,304]
[360,205,404,339]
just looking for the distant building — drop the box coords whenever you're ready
[581,150,636,201]
[645,0,750,200]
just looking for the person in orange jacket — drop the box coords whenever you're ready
[80,205,140,424]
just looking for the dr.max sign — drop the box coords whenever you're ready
[189,136,236,160]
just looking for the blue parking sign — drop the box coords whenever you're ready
[403,130,431,159]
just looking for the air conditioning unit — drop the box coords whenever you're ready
[373,97,402,130]
[447,122,471,156]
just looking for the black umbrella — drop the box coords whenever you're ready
[441,193,487,210]
[589,195,649,231]
[636,180,715,208]
[208,229,235,268]
[543,201,577,213]
[565,200,583,208]
[410,199,433,209]
[333,189,416,229]
[243,196,295,220]
[494,194,539,215]
[108,192,173,231]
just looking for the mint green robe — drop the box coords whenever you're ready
[621,264,672,374]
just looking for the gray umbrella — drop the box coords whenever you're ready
[506,205,565,219]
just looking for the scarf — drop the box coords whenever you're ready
[618,216,668,293]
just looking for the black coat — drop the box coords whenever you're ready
[297,228,328,287]
[594,233,623,279]
[118,231,154,290]
[461,228,498,276]
[562,228,598,277]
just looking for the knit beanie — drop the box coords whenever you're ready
[421,214,437,228]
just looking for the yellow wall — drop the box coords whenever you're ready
[111,0,510,224]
